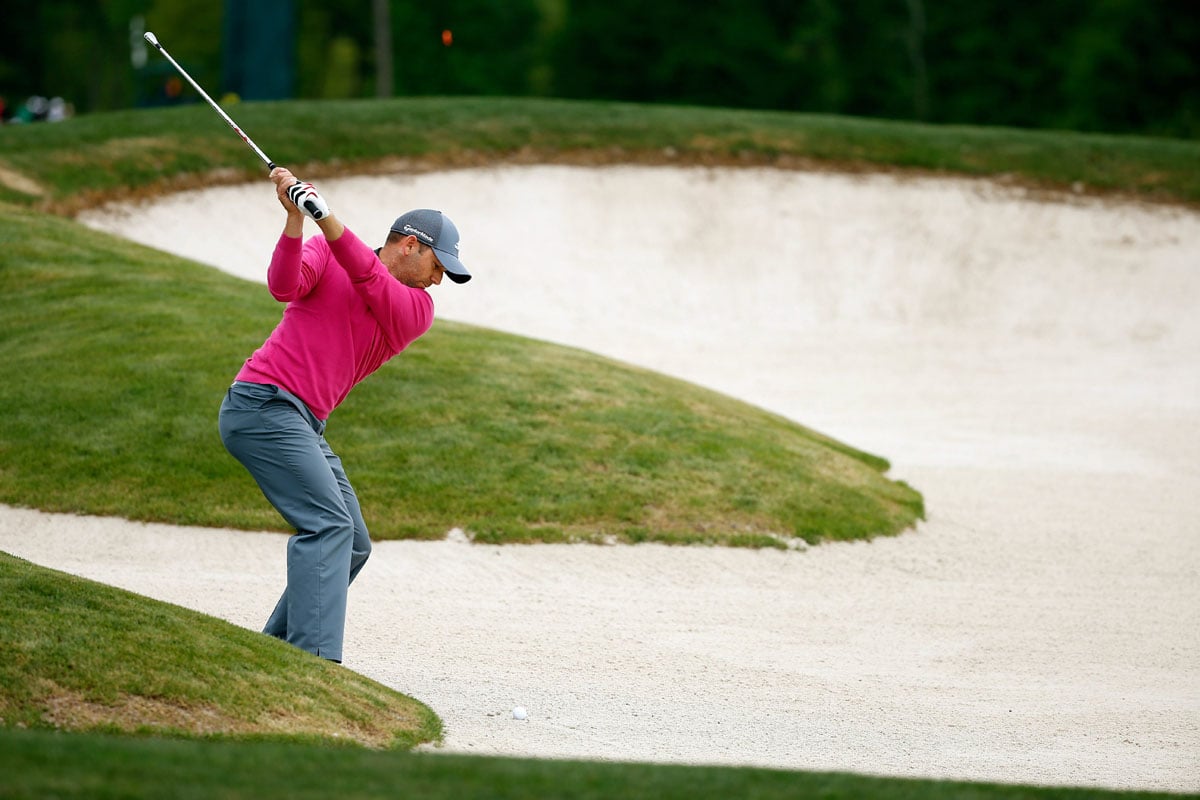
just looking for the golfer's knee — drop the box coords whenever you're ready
[312,506,355,542]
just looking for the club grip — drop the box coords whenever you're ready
[302,199,326,220]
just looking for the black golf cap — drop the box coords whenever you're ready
[390,209,471,284]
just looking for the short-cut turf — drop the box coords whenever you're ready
[0,201,921,546]
[0,553,440,749]
[2,97,1196,211]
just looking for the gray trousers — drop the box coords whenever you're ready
[218,381,371,662]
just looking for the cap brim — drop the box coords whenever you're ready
[435,247,471,284]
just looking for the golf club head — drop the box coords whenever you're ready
[143,31,160,47]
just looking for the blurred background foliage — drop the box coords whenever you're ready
[0,0,1196,137]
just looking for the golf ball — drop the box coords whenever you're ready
[512,706,528,720]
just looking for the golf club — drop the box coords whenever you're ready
[143,30,327,219]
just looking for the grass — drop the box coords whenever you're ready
[0,199,921,546]
[0,97,1197,210]
[0,726,1185,800]
[0,552,440,749]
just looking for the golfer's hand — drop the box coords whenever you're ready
[271,167,305,219]
[271,167,331,221]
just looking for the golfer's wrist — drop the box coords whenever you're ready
[283,214,304,237]
[315,214,344,242]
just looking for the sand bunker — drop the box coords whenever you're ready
[2,166,1196,790]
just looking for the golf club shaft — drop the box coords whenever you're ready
[143,31,276,171]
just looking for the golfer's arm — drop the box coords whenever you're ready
[266,228,308,301]
[315,213,345,242]
[282,212,304,239]
[278,207,339,241]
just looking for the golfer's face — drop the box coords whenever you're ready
[417,251,446,289]
[393,240,446,289]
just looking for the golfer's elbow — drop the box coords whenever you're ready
[268,283,302,302]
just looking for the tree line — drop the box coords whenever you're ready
[2,0,1196,137]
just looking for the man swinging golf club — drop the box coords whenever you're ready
[218,168,471,662]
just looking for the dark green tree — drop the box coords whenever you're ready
[1058,0,1200,135]
[1,0,1195,137]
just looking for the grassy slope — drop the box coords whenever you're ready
[0,553,440,749]
[0,201,921,546]
[1,97,1197,210]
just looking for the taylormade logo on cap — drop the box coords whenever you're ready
[401,224,435,246]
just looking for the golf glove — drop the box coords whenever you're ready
[286,180,331,221]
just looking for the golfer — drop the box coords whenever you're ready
[218,167,471,662]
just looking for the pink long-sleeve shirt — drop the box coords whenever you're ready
[235,228,434,420]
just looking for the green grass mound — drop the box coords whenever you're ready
[0,202,921,546]
[0,553,439,748]
[1,98,1197,210]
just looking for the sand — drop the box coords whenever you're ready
[2,165,1197,791]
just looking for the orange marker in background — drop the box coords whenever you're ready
[442,29,453,46]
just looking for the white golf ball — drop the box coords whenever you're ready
[512,706,528,720]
